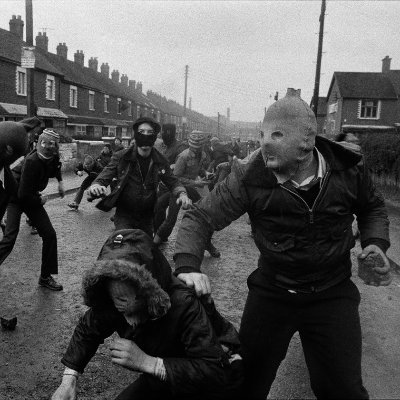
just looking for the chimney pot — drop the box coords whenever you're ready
[111,69,120,83]
[382,55,392,74]
[101,63,110,78]
[9,14,24,40]
[88,57,98,72]
[56,42,68,59]
[36,31,49,52]
[74,50,85,66]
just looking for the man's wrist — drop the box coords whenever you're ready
[142,355,157,374]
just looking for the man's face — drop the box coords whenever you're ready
[136,122,155,158]
[107,280,144,327]
[260,120,314,177]
[103,146,110,154]
[38,136,57,159]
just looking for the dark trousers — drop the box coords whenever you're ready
[153,189,171,234]
[114,208,154,238]
[73,174,96,204]
[156,186,200,241]
[0,202,58,277]
[115,375,173,400]
[239,276,368,400]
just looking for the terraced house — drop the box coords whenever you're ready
[0,15,219,142]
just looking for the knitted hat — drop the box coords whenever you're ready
[188,130,207,149]
[40,128,60,142]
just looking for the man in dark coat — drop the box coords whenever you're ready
[173,88,391,399]
[88,117,190,237]
[0,128,64,291]
[51,229,243,400]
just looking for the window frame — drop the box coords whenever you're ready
[104,94,110,113]
[358,99,381,120]
[128,101,132,117]
[46,75,56,101]
[89,90,95,111]
[117,98,122,115]
[69,85,78,108]
[16,66,27,96]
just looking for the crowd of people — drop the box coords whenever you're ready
[0,88,393,399]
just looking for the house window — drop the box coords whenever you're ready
[358,99,380,119]
[117,98,122,114]
[104,94,109,113]
[75,125,86,136]
[69,85,78,108]
[108,126,116,137]
[128,101,132,117]
[16,67,27,96]
[46,75,55,100]
[89,91,95,111]
[328,102,337,114]
[137,105,141,118]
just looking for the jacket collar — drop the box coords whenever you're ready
[243,136,362,188]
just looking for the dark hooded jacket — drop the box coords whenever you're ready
[61,230,242,399]
[93,145,185,212]
[174,136,390,292]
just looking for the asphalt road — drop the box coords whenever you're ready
[0,193,399,399]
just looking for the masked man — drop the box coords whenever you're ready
[89,117,190,237]
[173,88,390,399]
[0,128,64,291]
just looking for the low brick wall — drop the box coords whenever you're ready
[59,140,105,172]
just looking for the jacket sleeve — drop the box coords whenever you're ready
[162,290,230,396]
[173,153,197,187]
[159,163,186,197]
[17,157,42,208]
[355,161,390,251]
[61,307,121,374]
[92,152,120,188]
[174,160,249,274]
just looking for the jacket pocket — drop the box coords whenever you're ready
[264,237,295,252]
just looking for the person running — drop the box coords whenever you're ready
[0,129,64,291]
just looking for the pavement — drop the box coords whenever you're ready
[42,171,82,200]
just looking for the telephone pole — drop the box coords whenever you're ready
[312,0,326,117]
[217,112,220,138]
[183,65,189,138]
[26,0,35,117]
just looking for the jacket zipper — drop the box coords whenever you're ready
[280,169,331,224]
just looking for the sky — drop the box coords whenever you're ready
[1,0,399,122]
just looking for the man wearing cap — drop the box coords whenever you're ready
[154,130,220,258]
[0,128,65,291]
[173,89,390,399]
[88,117,190,236]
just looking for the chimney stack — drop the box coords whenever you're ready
[121,74,129,86]
[137,82,143,92]
[74,50,84,67]
[35,31,48,52]
[382,55,392,74]
[56,42,68,59]
[111,70,120,83]
[129,80,136,90]
[9,15,24,40]
[101,63,110,78]
[88,57,98,71]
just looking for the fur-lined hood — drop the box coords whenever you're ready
[82,229,172,319]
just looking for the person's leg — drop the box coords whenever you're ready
[155,194,181,243]
[0,202,22,265]
[153,191,171,233]
[26,206,62,290]
[239,282,297,400]
[69,175,95,208]
[299,279,368,399]
[115,375,173,400]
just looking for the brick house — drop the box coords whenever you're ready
[0,15,218,141]
[324,56,400,139]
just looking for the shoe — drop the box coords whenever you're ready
[38,276,63,291]
[68,202,79,210]
[206,242,221,258]
[31,227,38,235]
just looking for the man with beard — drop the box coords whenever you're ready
[88,117,190,237]
[173,89,390,399]
[0,128,64,291]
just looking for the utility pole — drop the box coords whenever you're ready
[189,97,192,110]
[217,112,220,138]
[312,0,326,117]
[25,0,35,117]
[183,65,188,139]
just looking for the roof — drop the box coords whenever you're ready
[327,72,397,100]
[386,70,400,95]
[0,28,62,75]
